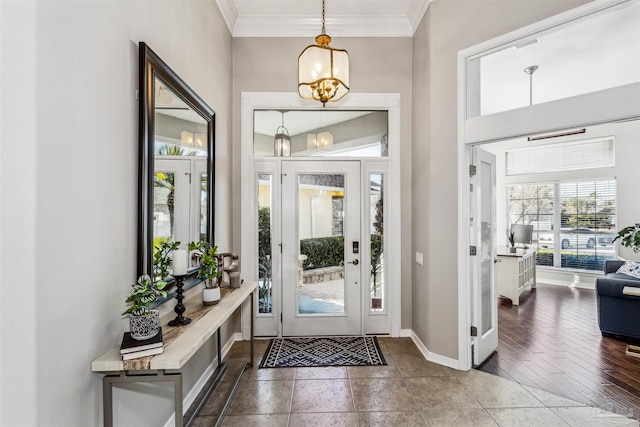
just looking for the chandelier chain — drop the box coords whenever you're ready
[321,0,326,35]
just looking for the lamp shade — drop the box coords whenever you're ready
[298,35,349,106]
[307,131,333,150]
[274,126,291,157]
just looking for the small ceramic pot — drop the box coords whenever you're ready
[129,310,160,340]
[203,287,221,305]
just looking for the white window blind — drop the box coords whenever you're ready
[506,139,614,176]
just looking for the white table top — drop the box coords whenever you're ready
[91,281,257,373]
[496,247,537,258]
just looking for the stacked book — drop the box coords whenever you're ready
[120,328,164,361]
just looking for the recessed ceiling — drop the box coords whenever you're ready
[215,0,432,37]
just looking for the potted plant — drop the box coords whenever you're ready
[371,234,383,309]
[507,231,517,253]
[153,239,180,283]
[123,274,167,340]
[189,239,222,305]
[613,223,640,253]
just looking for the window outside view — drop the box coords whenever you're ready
[508,179,616,271]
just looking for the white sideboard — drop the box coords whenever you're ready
[496,247,536,305]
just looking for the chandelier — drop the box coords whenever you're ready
[273,111,291,157]
[298,0,349,106]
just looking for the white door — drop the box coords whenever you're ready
[471,147,498,366]
[281,161,362,336]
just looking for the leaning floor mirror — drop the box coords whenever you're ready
[138,42,215,287]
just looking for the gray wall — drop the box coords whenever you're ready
[232,36,414,329]
[0,1,234,425]
[411,0,591,359]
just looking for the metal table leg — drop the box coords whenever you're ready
[102,371,182,427]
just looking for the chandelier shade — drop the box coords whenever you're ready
[274,111,291,157]
[298,0,349,106]
[307,131,333,150]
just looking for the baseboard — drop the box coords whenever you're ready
[410,330,462,371]
[162,332,240,427]
[537,268,598,290]
[399,328,412,337]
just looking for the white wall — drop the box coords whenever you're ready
[411,0,590,361]
[0,1,233,425]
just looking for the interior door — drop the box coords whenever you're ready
[471,147,498,366]
[281,161,361,336]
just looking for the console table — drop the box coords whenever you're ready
[496,248,536,305]
[91,281,257,427]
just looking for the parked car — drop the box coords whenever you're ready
[538,227,614,249]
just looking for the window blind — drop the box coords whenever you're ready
[506,138,614,176]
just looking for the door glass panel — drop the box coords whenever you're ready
[480,161,493,335]
[258,174,273,314]
[370,173,384,312]
[298,174,345,314]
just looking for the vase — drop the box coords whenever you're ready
[129,310,160,340]
[509,246,517,253]
[203,286,221,305]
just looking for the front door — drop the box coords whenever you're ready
[471,147,498,365]
[281,161,362,336]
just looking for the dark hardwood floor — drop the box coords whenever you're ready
[477,283,640,420]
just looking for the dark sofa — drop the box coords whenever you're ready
[596,260,640,341]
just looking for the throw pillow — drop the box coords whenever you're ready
[617,261,640,279]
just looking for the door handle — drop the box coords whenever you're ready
[494,258,502,263]
[348,259,359,265]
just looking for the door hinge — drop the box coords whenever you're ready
[281,173,287,184]
[135,89,139,100]
[280,313,283,322]
[470,245,477,256]
[471,326,478,337]
[470,183,474,192]
[469,164,477,176]
[278,242,283,253]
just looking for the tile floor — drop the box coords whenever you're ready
[191,337,639,426]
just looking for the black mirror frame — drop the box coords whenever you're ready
[138,42,215,280]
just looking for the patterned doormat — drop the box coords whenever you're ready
[259,336,387,368]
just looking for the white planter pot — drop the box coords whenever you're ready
[203,287,221,305]
[129,310,160,340]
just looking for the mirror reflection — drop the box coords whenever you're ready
[153,77,208,259]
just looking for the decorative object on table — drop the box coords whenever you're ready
[218,252,240,288]
[298,0,349,106]
[120,328,164,360]
[153,240,180,283]
[123,274,167,340]
[189,239,222,305]
[168,249,191,326]
[613,223,640,253]
[507,230,517,253]
[259,336,386,368]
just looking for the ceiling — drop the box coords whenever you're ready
[215,0,432,37]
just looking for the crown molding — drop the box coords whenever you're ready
[407,0,433,34]
[232,15,414,38]
[215,0,431,38]
[216,0,238,35]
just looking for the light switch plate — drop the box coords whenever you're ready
[415,252,424,265]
